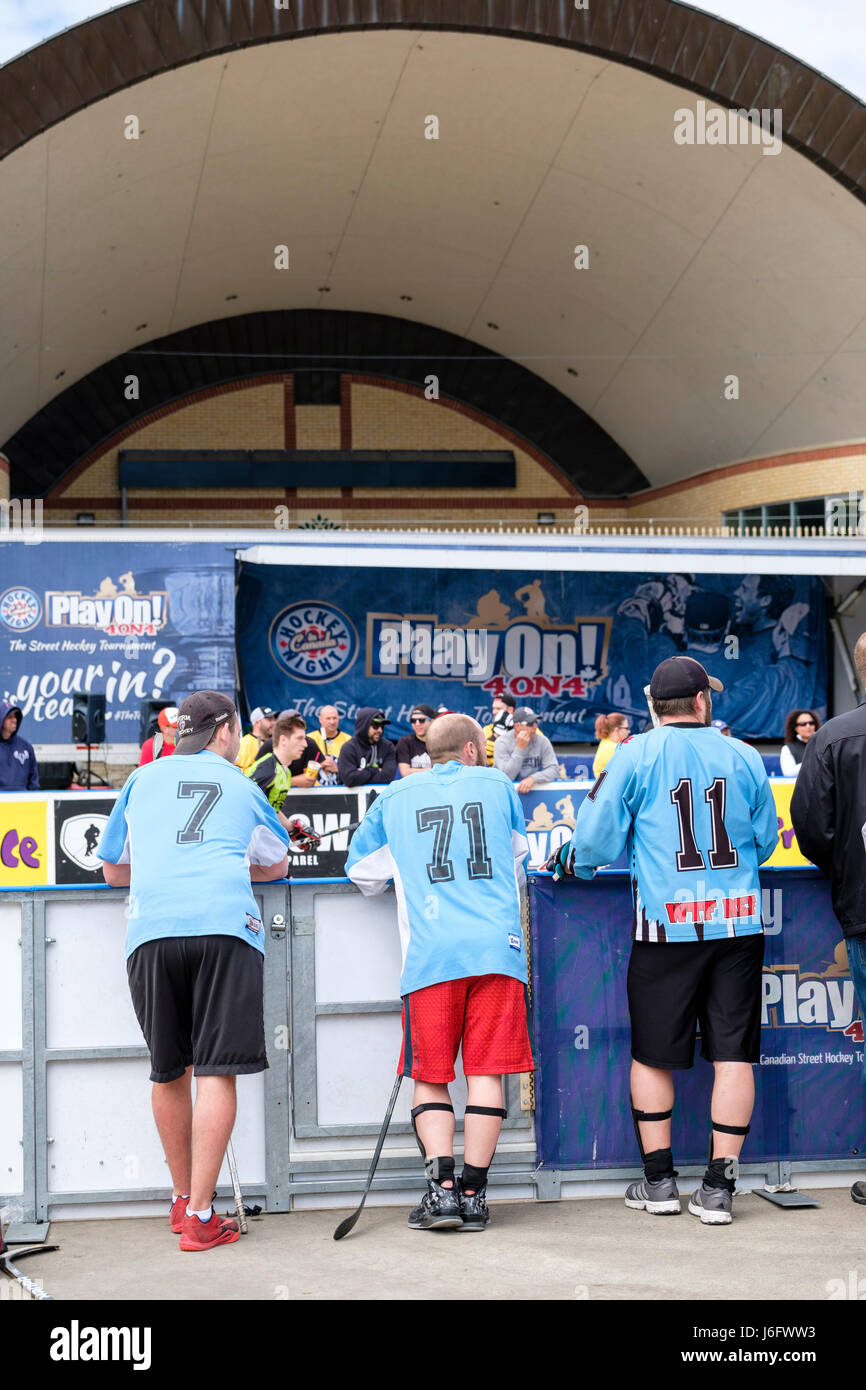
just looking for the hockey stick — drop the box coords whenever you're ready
[0,1230,56,1300]
[226,1140,248,1235]
[333,1072,403,1241]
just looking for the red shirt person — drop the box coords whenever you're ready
[139,707,179,765]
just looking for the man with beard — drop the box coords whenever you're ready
[338,708,398,787]
[548,657,777,1225]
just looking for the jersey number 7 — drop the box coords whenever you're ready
[416,802,492,883]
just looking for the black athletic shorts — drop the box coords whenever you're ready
[127,934,267,1083]
[627,933,764,1070]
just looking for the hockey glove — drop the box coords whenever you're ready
[545,842,575,881]
[286,815,322,851]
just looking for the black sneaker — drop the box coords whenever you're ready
[851,1181,866,1205]
[407,1181,462,1230]
[458,1183,490,1231]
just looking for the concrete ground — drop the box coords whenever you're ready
[6,1186,863,1301]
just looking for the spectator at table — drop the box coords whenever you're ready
[396,704,436,776]
[308,705,351,786]
[0,701,39,790]
[236,706,276,774]
[592,712,631,779]
[140,706,179,765]
[338,708,397,787]
[493,707,558,793]
[780,709,821,777]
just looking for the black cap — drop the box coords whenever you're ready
[175,690,237,754]
[685,591,730,634]
[410,703,436,720]
[650,657,723,699]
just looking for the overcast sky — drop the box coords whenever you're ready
[0,0,864,102]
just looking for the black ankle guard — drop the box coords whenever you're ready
[704,1156,737,1194]
[425,1155,455,1184]
[464,1105,507,1119]
[643,1147,677,1182]
[461,1163,488,1191]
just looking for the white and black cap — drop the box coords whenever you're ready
[175,690,237,755]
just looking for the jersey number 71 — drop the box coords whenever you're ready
[416,802,492,883]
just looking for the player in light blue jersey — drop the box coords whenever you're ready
[99,691,289,1252]
[347,713,532,1232]
[549,657,778,1226]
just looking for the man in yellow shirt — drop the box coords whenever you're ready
[308,705,351,785]
[236,706,276,774]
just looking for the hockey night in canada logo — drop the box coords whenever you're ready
[0,587,41,632]
[269,602,359,682]
[367,580,610,696]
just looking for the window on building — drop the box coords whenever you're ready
[723,493,862,536]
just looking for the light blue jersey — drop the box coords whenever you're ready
[568,724,779,942]
[346,761,529,995]
[98,749,289,958]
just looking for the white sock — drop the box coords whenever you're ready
[186,1205,213,1222]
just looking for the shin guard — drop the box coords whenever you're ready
[410,1102,454,1159]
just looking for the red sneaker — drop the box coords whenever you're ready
[169,1195,188,1234]
[179,1210,240,1251]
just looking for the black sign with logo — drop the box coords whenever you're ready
[54,797,116,884]
[282,791,359,879]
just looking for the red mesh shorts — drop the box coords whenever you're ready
[399,974,534,1082]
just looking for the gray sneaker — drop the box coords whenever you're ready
[624,1175,681,1215]
[688,1182,733,1225]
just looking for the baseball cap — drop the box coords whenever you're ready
[685,591,730,634]
[158,705,179,730]
[410,703,436,720]
[650,656,723,699]
[711,718,731,731]
[249,706,276,723]
[369,710,388,725]
[513,707,539,724]
[175,690,237,755]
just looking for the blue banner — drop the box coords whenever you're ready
[0,541,235,743]
[236,562,826,743]
[530,870,864,1167]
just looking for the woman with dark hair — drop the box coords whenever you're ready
[780,709,821,776]
[592,712,631,778]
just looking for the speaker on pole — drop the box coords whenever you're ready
[71,692,106,745]
[139,699,175,745]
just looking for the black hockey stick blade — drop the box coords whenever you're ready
[333,1072,403,1240]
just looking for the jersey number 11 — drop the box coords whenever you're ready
[670,777,739,871]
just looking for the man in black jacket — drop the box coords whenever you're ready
[791,632,866,1207]
[338,707,397,787]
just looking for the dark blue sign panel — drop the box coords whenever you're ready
[0,541,235,743]
[530,870,864,1167]
[237,563,826,743]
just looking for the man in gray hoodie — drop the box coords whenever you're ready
[493,707,558,793]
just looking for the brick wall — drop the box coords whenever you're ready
[43,375,866,528]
